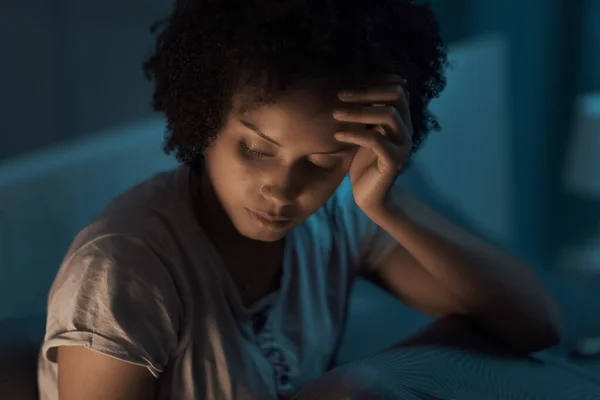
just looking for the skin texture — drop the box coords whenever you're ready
[198,90,363,245]
[57,346,155,400]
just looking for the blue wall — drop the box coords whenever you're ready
[0,0,170,159]
[433,0,600,268]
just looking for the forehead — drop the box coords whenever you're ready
[230,89,361,145]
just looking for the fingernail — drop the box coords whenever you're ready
[333,109,348,117]
[338,90,354,98]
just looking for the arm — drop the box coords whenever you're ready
[329,75,561,353]
[367,188,562,353]
[57,346,155,400]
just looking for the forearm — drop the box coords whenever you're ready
[368,203,562,351]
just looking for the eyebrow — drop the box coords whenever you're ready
[239,120,356,155]
[241,120,281,146]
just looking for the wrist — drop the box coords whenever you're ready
[363,203,403,229]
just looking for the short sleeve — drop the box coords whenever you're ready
[41,234,181,378]
[328,176,399,272]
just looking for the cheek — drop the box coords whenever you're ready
[221,164,255,199]
[204,143,251,194]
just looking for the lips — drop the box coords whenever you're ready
[246,208,294,231]
[250,210,292,222]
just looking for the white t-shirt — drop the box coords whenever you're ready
[38,165,398,400]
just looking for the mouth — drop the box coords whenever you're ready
[246,208,293,231]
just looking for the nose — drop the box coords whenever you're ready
[259,184,296,207]
[259,168,302,207]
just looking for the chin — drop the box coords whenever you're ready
[237,225,289,242]
[253,232,287,242]
[232,216,292,242]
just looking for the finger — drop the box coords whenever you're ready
[338,85,412,130]
[333,105,400,126]
[333,106,407,144]
[372,124,409,150]
[334,131,406,172]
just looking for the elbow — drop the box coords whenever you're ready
[480,297,564,353]
[520,295,564,352]
[512,321,562,353]
[541,324,563,349]
[484,316,562,354]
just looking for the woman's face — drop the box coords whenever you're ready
[202,89,364,242]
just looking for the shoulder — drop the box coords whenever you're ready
[49,167,193,326]
[54,166,196,301]
[52,233,178,308]
[67,166,193,254]
[44,232,181,377]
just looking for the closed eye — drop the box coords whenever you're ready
[239,140,272,158]
[306,160,338,172]
[240,139,339,172]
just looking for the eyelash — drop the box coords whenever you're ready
[240,140,270,158]
[239,140,337,172]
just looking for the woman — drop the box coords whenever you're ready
[38,0,562,399]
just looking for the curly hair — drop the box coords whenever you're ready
[143,0,448,167]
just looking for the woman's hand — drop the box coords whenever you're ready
[333,75,413,219]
